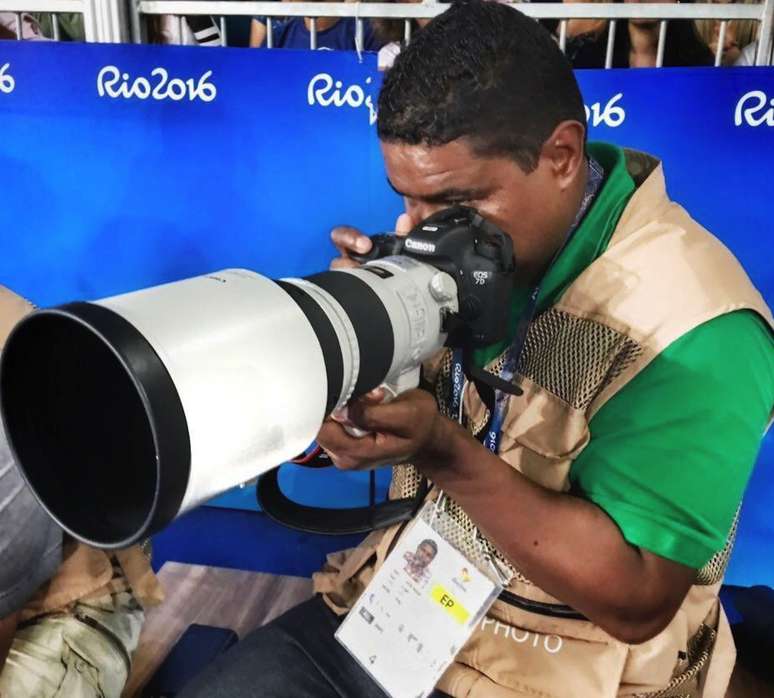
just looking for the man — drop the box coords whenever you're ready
[403,539,438,586]
[0,290,63,680]
[249,0,382,51]
[181,2,773,696]
[567,0,713,69]
[0,285,164,697]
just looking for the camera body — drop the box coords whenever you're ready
[355,206,516,347]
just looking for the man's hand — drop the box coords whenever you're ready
[317,388,458,470]
[330,213,414,269]
[320,387,697,644]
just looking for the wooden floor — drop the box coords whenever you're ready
[123,563,313,697]
[123,562,772,697]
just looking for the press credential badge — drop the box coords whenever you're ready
[336,502,504,698]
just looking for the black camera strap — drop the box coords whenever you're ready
[257,452,427,534]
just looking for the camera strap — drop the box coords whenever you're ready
[257,465,428,534]
[257,440,429,533]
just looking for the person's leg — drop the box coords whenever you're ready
[179,596,389,698]
[179,595,455,698]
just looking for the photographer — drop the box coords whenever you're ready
[181,2,773,696]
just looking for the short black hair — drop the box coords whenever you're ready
[377,0,586,172]
[419,539,438,556]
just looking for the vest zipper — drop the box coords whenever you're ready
[498,588,587,620]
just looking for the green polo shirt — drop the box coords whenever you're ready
[477,142,774,569]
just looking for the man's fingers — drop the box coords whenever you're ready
[349,390,432,437]
[317,419,408,470]
[359,387,386,405]
[395,213,414,237]
[330,226,373,270]
[331,225,373,256]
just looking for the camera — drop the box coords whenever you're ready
[354,206,515,348]
[0,207,516,548]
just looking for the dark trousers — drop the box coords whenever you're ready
[179,595,452,698]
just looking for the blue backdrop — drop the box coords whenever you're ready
[0,40,771,585]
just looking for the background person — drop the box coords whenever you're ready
[372,0,435,70]
[567,0,714,67]
[694,0,762,65]
[0,285,164,698]
[250,0,382,51]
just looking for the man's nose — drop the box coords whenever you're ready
[405,200,448,224]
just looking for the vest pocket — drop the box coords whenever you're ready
[621,623,716,698]
[55,616,131,698]
[441,601,628,698]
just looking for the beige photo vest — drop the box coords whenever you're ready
[314,153,773,698]
[0,286,164,621]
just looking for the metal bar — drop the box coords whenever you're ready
[757,0,774,65]
[656,19,667,67]
[558,18,567,53]
[355,16,363,53]
[14,11,21,39]
[114,0,131,42]
[96,0,110,42]
[136,2,765,21]
[81,0,98,41]
[130,0,142,42]
[94,0,105,41]
[309,16,317,49]
[266,15,272,47]
[605,19,616,69]
[219,14,227,45]
[109,0,124,42]
[403,17,410,44]
[177,13,184,43]
[715,20,727,67]
[0,0,84,12]
[51,12,60,39]
[112,0,120,42]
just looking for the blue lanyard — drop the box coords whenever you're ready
[449,283,536,453]
[447,157,605,454]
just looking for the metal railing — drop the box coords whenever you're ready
[1,0,772,66]
[133,1,774,66]
[0,0,98,41]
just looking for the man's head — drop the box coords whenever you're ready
[416,539,438,567]
[377,0,588,284]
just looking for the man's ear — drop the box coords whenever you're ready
[539,121,586,193]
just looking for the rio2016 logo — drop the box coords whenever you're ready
[735,90,774,127]
[0,63,15,94]
[97,66,217,102]
[307,73,377,125]
[585,93,625,128]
